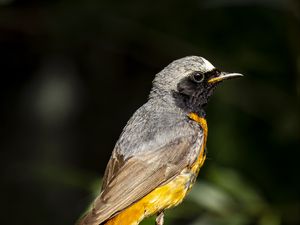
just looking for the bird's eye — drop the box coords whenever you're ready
[191,72,205,83]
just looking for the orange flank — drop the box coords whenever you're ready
[104,113,207,225]
[188,113,208,174]
[188,113,208,139]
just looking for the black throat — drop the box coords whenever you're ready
[172,77,216,117]
[172,91,207,117]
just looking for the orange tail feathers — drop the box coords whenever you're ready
[103,202,145,225]
[77,200,145,225]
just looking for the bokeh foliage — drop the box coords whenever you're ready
[0,0,299,225]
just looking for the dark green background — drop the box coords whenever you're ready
[1,0,299,225]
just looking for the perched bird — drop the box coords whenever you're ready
[77,56,242,225]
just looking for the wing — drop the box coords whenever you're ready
[78,131,203,225]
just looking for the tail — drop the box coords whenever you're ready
[77,204,145,225]
[76,194,146,225]
[76,198,108,225]
[76,209,104,225]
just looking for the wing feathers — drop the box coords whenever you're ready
[77,133,201,225]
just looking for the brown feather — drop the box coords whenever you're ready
[77,133,201,225]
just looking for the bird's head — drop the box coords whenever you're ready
[150,56,243,116]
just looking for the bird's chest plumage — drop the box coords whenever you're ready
[104,114,207,225]
[175,113,208,193]
[148,113,208,207]
[188,113,207,174]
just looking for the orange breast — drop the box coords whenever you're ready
[105,113,208,225]
[188,113,208,175]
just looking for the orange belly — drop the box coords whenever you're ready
[105,114,207,225]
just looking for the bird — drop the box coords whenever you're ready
[77,56,243,225]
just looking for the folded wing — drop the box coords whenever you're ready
[77,131,202,225]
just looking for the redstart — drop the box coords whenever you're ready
[77,56,243,225]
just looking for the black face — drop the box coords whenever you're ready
[174,68,221,115]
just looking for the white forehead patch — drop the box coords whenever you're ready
[201,57,215,71]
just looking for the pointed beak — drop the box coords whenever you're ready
[208,72,243,84]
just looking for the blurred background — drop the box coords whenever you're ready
[1,0,299,225]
